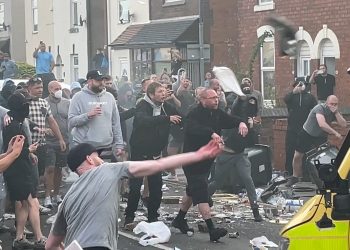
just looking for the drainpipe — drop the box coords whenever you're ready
[198,0,205,87]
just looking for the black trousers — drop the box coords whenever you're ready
[285,129,298,176]
[125,150,162,221]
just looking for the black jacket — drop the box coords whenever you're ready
[3,119,37,185]
[183,104,243,174]
[129,99,179,156]
[225,96,259,152]
[284,91,317,132]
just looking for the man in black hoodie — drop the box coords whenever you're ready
[172,88,248,242]
[0,79,16,108]
[284,80,317,176]
[124,81,181,225]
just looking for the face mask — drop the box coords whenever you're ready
[53,90,62,99]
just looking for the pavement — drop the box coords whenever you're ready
[0,169,316,249]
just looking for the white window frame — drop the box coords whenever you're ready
[71,0,79,27]
[71,55,79,82]
[254,0,275,12]
[32,0,38,32]
[163,0,186,7]
[119,0,130,23]
[300,57,311,77]
[297,41,311,77]
[260,37,276,106]
[0,3,4,30]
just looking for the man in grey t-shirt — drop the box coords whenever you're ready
[286,95,346,186]
[46,141,222,249]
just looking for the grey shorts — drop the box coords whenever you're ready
[46,146,68,168]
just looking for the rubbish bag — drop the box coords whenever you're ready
[133,221,171,246]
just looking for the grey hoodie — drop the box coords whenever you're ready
[68,86,123,149]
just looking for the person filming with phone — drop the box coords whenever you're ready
[309,64,336,103]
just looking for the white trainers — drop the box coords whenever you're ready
[44,197,53,209]
[39,205,51,215]
[162,173,178,181]
[63,172,79,183]
[52,195,63,206]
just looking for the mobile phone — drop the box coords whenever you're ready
[166,84,173,90]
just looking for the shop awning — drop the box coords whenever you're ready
[110,17,199,49]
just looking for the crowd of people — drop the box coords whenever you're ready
[0,52,345,249]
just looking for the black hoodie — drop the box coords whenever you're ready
[284,90,317,132]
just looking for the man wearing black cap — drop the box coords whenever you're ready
[68,70,124,158]
[45,140,222,250]
[3,92,47,248]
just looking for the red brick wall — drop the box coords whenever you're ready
[271,118,350,171]
[209,0,350,106]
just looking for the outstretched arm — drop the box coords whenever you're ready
[129,140,222,177]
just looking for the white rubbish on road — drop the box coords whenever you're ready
[46,214,57,224]
[133,221,171,246]
[162,184,169,191]
[250,236,278,249]
[3,213,15,220]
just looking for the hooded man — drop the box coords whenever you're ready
[68,70,124,157]
[0,79,16,108]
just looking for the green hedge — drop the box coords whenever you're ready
[16,62,36,78]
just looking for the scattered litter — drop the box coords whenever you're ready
[214,213,229,219]
[187,231,194,237]
[133,221,171,246]
[250,236,278,249]
[162,184,169,191]
[46,214,57,224]
[255,188,265,200]
[228,232,239,238]
[162,196,181,204]
[3,213,15,220]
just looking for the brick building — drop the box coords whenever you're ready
[209,0,350,170]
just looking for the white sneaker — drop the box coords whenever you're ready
[52,195,63,206]
[162,173,178,181]
[44,197,53,209]
[39,205,51,215]
[63,172,79,183]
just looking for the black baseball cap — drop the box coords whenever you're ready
[67,143,97,172]
[86,70,105,81]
